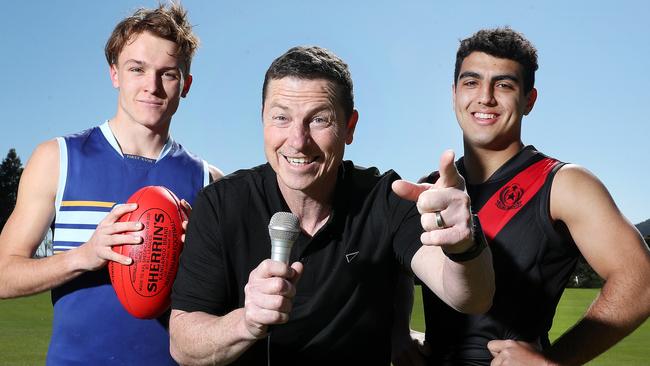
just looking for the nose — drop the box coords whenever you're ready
[478,83,496,106]
[143,72,164,96]
[287,121,311,151]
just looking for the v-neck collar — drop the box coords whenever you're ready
[99,121,174,162]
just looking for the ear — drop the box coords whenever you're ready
[345,109,359,145]
[523,87,537,115]
[181,74,193,98]
[110,64,119,89]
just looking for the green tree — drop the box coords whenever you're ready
[0,149,24,231]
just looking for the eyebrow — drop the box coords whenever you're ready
[268,102,289,111]
[266,102,336,117]
[458,71,481,80]
[123,59,144,66]
[458,71,520,83]
[493,74,520,83]
[121,59,180,72]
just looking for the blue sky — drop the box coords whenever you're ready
[1,0,648,224]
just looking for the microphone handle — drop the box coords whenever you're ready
[270,239,293,264]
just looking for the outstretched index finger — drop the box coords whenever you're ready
[392,180,433,202]
[435,150,462,189]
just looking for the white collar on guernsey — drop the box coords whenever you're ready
[99,121,174,162]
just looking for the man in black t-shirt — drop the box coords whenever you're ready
[409,27,650,366]
[169,46,495,365]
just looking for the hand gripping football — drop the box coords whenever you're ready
[108,186,188,319]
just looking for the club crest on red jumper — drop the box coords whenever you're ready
[496,183,524,210]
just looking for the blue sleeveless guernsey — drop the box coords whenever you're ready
[48,122,209,365]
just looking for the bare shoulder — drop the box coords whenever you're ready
[552,166,650,282]
[550,164,614,220]
[31,139,60,164]
[208,164,225,182]
[553,163,599,186]
[0,139,59,256]
[550,163,640,246]
[22,139,60,191]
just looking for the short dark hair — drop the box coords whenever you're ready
[262,46,354,121]
[454,27,538,94]
[105,2,199,76]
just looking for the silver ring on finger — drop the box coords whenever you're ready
[435,211,447,229]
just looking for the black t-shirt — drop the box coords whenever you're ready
[172,161,423,365]
[421,146,579,365]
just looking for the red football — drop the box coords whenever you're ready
[108,186,187,319]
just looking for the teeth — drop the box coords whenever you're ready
[475,112,497,119]
[287,157,311,165]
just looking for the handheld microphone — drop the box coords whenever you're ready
[268,212,300,263]
[266,212,300,364]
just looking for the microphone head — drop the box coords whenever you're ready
[268,212,300,242]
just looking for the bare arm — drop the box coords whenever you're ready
[411,235,493,314]
[170,260,303,365]
[169,308,258,366]
[488,165,650,365]
[0,140,141,299]
[393,150,494,314]
[544,165,650,364]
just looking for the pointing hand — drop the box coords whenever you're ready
[392,150,473,252]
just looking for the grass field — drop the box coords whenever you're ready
[410,287,650,365]
[0,292,52,365]
[0,289,647,364]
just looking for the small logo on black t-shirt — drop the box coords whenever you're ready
[496,183,524,210]
[345,251,359,263]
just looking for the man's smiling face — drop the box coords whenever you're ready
[262,77,356,197]
[453,51,536,151]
